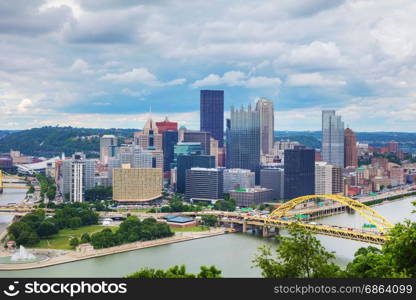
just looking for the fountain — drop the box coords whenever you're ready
[11,246,36,261]
[0,246,48,265]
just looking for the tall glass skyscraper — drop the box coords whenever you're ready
[256,98,274,155]
[162,130,178,172]
[322,110,345,168]
[227,104,261,183]
[200,90,224,147]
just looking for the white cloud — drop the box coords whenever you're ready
[100,67,186,87]
[286,72,346,87]
[276,41,347,70]
[191,71,281,89]
[17,98,35,113]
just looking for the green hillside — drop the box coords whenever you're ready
[0,126,137,158]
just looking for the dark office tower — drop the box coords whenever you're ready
[185,168,223,202]
[176,155,215,194]
[284,147,315,200]
[225,118,231,168]
[227,104,261,183]
[183,131,211,155]
[162,130,178,172]
[200,90,224,147]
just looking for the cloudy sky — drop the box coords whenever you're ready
[1,0,416,131]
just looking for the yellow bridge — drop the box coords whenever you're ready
[0,170,29,192]
[190,194,394,245]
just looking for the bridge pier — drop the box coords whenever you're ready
[242,221,247,233]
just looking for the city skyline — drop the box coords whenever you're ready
[1,1,416,132]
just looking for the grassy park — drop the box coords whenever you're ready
[170,226,210,232]
[32,225,118,250]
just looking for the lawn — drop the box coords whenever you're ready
[33,225,118,250]
[170,226,210,232]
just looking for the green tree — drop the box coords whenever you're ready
[69,237,80,249]
[80,233,91,243]
[125,265,222,278]
[253,224,341,278]
[37,221,58,238]
[201,215,217,227]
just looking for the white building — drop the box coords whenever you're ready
[62,153,95,202]
[223,168,255,193]
[315,161,333,195]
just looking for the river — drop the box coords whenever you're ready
[0,190,415,278]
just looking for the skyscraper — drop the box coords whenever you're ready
[176,155,215,194]
[162,130,178,172]
[256,98,274,155]
[322,110,344,167]
[100,135,118,164]
[227,104,261,183]
[185,168,223,202]
[183,130,211,155]
[62,152,95,202]
[344,128,358,168]
[284,147,315,200]
[134,118,163,169]
[156,116,178,134]
[200,90,224,147]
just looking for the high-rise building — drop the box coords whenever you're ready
[227,104,261,183]
[315,161,333,195]
[134,118,163,151]
[183,131,211,155]
[178,126,187,143]
[112,164,162,203]
[185,168,223,202]
[134,118,163,169]
[176,155,215,194]
[256,98,274,155]
[332,165,343,194]
[200,90,224,147]
[314,161,343,195]
[388,141,399,154]
[156,116,178,134]
[260,167,284,200]
[62,153,95,202]
[344,128,358,168]
[100,135,118,164]
[210,137,219,167]
[223,168,255,193]
[172,142,202,169]
[284,147,315,200]
[322,110,344,167]
[162,130,178,172]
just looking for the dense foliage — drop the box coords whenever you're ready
[125,265,222,278]
[151,195,203,213]
[84,186,113,202]
[253,224,341,278]
[214,197,236,211]
[90,216,173,249]
[0,126,136,158]
[345,220,416,278]
[36,174,56,201]
[7,203,99,246]
[201,215,218,227]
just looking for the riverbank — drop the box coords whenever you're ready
[0,228,225,271]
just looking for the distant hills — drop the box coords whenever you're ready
[0,127,137,158]
[0,127,415,158]
[276,131,416,152]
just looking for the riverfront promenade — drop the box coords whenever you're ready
[0,228,225,271]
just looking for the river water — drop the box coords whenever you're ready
[0,189,414,278]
